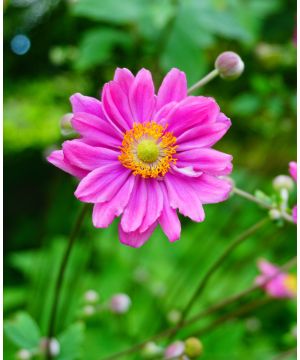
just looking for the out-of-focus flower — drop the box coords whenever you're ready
[47,68,232,247]
[40,338,60,356]
[83,305,96,316]
[289,161,297,223]
[164,341,185,359]
[16,349,32,360]
[184,337,203,358]
[84,289,99,303]
[142,342,163,358]
[215,51,244,80]
[255,259,296,298]
[110,293,131,314]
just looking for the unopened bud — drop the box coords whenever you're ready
[272,175,294,192]
[164,341,185,359]
[60,113,75,136]
[167,309,181,324]
[269,209,281,220]
[83,305,96,317]
[40,338,60,356]
[110,294,131,314]
[16,349,32,360]
[184,337,203,358]
[215,51,244,80]
[142,342,163,358]
[84,290,99,304]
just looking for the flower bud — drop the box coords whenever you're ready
[184,337,203,358]
[142,342,163,358]
[84,289,99,304]
[16,349,32,360]
[60,113,75,136]
[110,293,131,314]
[40,337,60,356]
[83,305,96,317]
[167,309,181,324]
[269,209,281,220]
[272,175,294,192]
[164,341,185,359]
[215,51,244,80]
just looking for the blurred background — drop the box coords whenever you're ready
[4,0,297,359]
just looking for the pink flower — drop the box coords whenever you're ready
[255,259,296,299]
[164,341,185,359]
[289,161,297,223]
[48,68,232,247]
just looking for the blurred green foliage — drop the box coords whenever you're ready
[4,0,296,359]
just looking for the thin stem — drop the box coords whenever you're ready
[233,187,295,224]
[177,217,269,329]
[46,204,89,359]
[187,69,219,94]
[271,348,297,360]
[100,256,296,360]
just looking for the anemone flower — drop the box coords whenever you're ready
[48,68,232,247]
[255,259,296,298]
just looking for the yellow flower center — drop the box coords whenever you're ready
[137,139,159,163]
[119,122,177,178]
[284,274,297,295]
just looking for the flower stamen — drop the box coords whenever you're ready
[119,122,177,178]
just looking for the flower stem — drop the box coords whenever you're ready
[233,187,295,224]
[187,69,219,94]
[46,204,89,359]
[176,217,269,331]
[99,256,296,360]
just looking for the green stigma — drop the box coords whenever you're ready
[137,139,159,163]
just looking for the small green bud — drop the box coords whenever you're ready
[272,175,294,192]
[184,337,203,358]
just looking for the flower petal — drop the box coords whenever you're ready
[63,140,118,171]
[102,81,133,133]
[71,112,122,147]
[166,97,220,136]
[176,118,231,151]
[47,150,88,179]
[119,222,157,248]
[121,176,148,232]
[152,101,177,125]
[157,68,187,110]
[70,93,105,118]
[75,163,131,203]
[289,161,297,181]
[164,173,205,222]
[113,68,135,95]
[159,183,181,242]
[139,180,164,233]
[189,174,232,204]
[92,175,135,228]
[176,148,233,176]
[129,68,155,123]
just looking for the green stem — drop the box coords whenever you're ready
[233,187,294,224]
[175,217,269,332]
[46,204,89,359]
[187,69,219,94]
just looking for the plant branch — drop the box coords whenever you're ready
[176,217,270,330]
[46,204,89,359]
[233,187,295,224]
[99,256,296,360]
[187,69,219,94]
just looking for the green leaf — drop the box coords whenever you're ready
[72,0,144,24]
[75,28,132,70]
[56,323,85,360]
[4,312,41,350]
